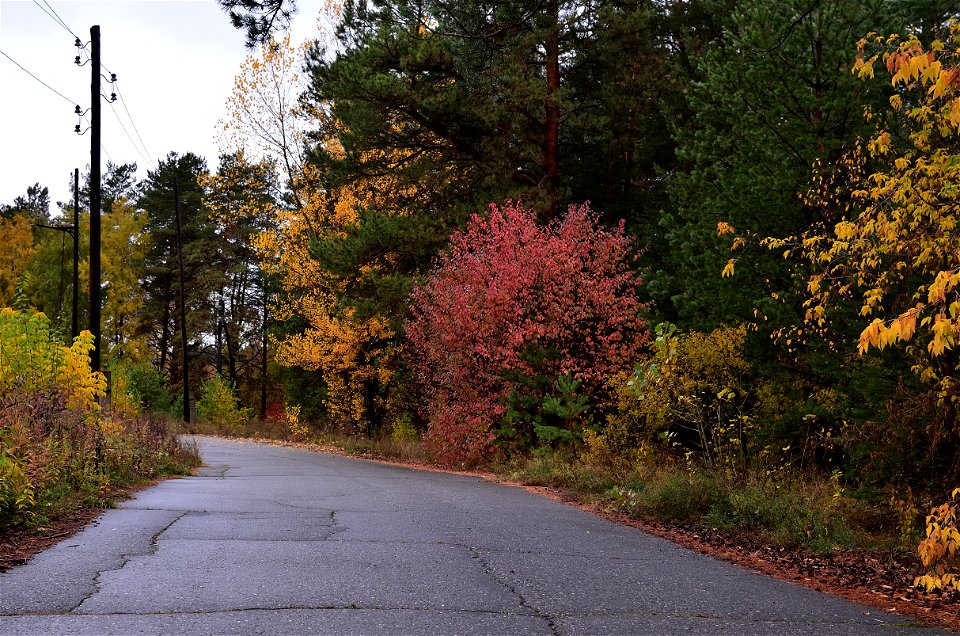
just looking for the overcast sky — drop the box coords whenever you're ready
[0,0,325,214]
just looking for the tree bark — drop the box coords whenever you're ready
[542,0,561,221]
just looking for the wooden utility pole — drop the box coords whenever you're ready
[173,181,190,423]
[72,168,80,340]
[216,296,224,376]
[89,24,102,372]
[260,276,268,420]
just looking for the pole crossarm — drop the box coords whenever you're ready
[34,223,77,233]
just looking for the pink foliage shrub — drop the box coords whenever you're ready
[407,201,648,466]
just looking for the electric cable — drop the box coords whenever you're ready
[106,97,149,164]
[114,82,155,164]
[0,49,78,105]
[31,0,79,40]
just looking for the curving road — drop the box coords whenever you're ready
[0,436,947,635]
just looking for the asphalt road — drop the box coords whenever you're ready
[0,436,948,635]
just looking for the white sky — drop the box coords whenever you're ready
[0,0,326,214]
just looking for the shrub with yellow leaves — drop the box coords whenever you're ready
[0,308,105,414]
[610,323,754,474]
[0,308,198,529]
[285,405,309,440]
[916,487,960,593]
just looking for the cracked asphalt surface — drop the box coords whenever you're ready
[0,436,948,635]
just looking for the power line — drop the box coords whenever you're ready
[14,8,153,172]
[106,97,149,164]
[95,70,155,166]
[114,83,155,165]
[97,65,155,165]
[0,49,78,105]
[30,0,133,168]
[53,16,154,168]
[31,0,79,40]
[42,0,79,38]
[94,53,154,167]
[20,4,150,172]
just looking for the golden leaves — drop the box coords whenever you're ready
[791,30,960,378]
[927,270,960,304]
[258,137,427,428]
[721,259,736,278]
[217,33,312,192]
[0,214,35,306]
[852,53,877,79]
[857,309,921,355]
[915,488,960,594]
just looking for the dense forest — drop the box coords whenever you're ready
[4,0,960,593]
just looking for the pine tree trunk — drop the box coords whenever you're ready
[543,0,561,221]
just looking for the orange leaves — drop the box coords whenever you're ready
[735,26,960,425]
[886,43,930,86]
[857,309,921,355]
[796,29,960,375]
[915,488,960,594]
[0,214,35,306]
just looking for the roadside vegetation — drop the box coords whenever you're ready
[0,309,199,532]
[3,0,960,603]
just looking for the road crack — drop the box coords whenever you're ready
[66,511,188,614]
[469,546,562,635]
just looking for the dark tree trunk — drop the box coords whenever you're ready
[542,0,561,221]
[158,291,171,372]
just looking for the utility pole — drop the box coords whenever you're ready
[88,24,102,372]
[216,295,224,376]
[261,278,268,420]
[72,168,79,340]
[173,181,190,423]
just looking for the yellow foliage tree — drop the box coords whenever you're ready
[721,24,960,586]
[722,22,960,407]
[0,215,35,306]
[218,33,312,209]
[253,159,403,428]
[218,16,442,431]
[102,199,151,363]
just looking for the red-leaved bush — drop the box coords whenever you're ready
[407,202,648,466]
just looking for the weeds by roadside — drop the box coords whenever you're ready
[186,414,911,558]
[0,310,200,532]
